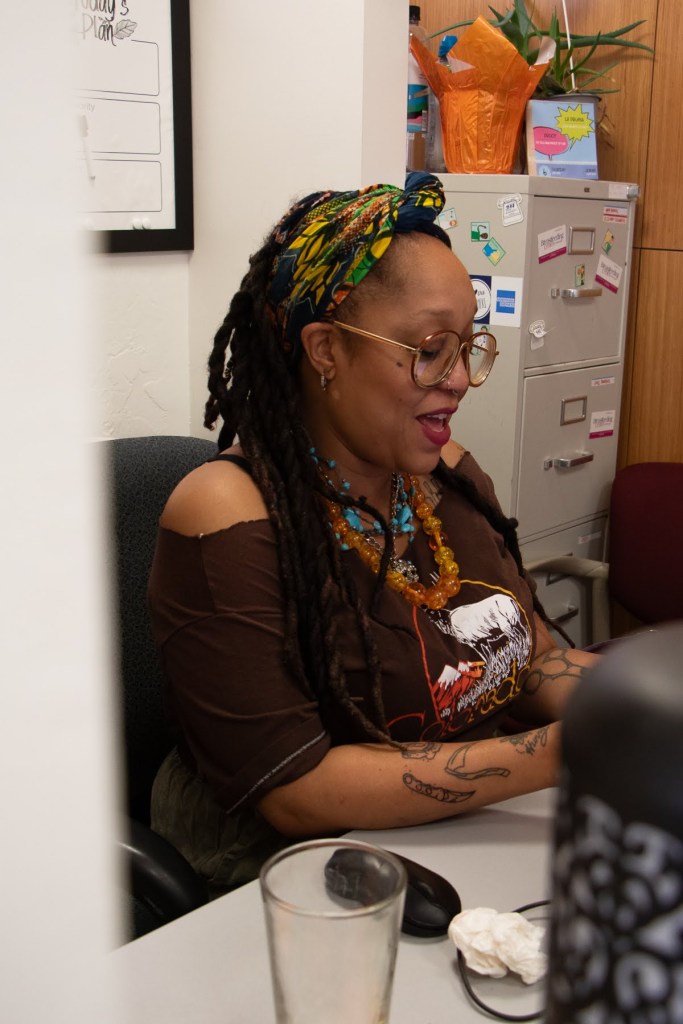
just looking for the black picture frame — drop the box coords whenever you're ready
[107,0,193,253]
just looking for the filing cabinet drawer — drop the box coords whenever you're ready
[525,196,630,370]
[515,366,619,538]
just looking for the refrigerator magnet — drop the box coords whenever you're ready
[528,320,548,350]
[470,222,490,241]
[490,276,523,328]
[482,238,506,266]
[589,410,616,439]
[602,229,615,254]
[595,253,623,294]
[497,194,524,226]
[538,225,567,263]
[437,207,458,230]
[603,205,628,224]
[470,275,492,324]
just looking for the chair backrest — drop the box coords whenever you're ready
[608,462,683,626]
[120,818,209,940]
[107,435,216,824]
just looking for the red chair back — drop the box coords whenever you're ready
[608,462,683,625]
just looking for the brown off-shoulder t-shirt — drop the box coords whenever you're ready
[148,452,537,816]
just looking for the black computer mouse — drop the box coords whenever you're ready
[324,847,403,906]
[324,848,461,939]
[395,852,462,938]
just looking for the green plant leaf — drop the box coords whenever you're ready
[573,61,620,89]
[562,35,653,54]
[427,19,473,38]
[568,38,600,75]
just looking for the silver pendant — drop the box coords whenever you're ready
[391,557,419,583]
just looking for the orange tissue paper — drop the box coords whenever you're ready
[411,17,553,174]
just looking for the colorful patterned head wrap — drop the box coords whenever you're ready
[267,171,448,363]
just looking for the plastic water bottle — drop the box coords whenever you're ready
[425,34,456,173]
[407,5,429,171]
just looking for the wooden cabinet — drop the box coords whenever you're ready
[641,0,683,252]
[626,250,683,462]
[625,0,683,464]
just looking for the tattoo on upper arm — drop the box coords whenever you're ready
[403,772,474,804]
[524,648,586,695]
[421,476,442,507]
[401,742,441,762]
[445,743,511,780]
[500,725,550,755]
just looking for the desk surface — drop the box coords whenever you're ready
[113,789,557,1023]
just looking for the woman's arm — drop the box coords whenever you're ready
[257,614,594,837]
[257,722,560,837]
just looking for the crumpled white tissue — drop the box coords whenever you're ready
[448,907,547,985]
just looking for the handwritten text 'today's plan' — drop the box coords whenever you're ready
[75,0,134,45]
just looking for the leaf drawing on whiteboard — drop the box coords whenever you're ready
[114,20,138,40]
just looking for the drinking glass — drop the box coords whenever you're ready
[260,838,407,1024]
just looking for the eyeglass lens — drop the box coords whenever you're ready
[414,331,496,387]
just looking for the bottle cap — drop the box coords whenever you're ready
[439,35,457,60]
[409,5,421,22]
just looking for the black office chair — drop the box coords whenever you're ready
[106,434,216,940]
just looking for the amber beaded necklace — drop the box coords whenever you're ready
[326,474,461,610]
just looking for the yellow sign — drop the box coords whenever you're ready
[555,104,595,146]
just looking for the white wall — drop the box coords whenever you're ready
[93,0,407,439]
[1,4,120,1023]
[186,0,407,433]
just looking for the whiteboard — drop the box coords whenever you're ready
[75,0,193,251]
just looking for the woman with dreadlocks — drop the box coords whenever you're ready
[148,172,597,895]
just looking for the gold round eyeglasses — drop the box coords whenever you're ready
[330,320,498,388]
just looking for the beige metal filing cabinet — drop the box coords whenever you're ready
[437,174,639,646]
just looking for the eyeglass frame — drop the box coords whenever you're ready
[329,319,498,389]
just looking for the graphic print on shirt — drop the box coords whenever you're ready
[432,590,531,735]
[388,587,532,740]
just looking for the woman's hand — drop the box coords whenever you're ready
[513,613,600,724]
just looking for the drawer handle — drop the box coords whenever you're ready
[543,452,594,470]
[550,287,603,299]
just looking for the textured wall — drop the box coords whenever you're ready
[91,251,190,438]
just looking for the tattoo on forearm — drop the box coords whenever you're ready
[524,649,586,695]
[500,725,550,755]
[401,741,442,762]
[445,743,511,780]
[403,772,474,804]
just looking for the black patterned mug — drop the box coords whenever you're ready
[546,623,683,1024]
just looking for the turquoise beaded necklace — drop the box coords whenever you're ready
[310,447,415,546]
